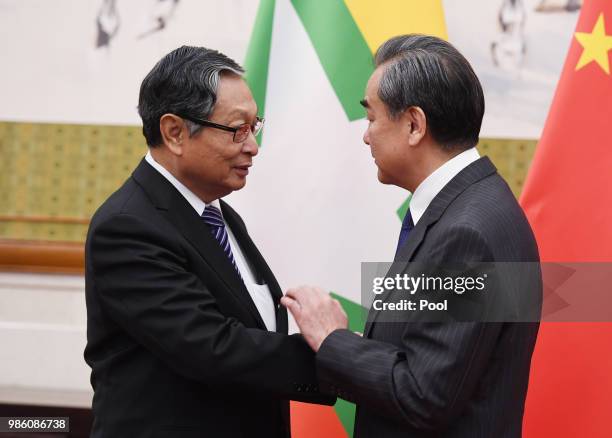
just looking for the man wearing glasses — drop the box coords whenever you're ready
[84,46,334,438]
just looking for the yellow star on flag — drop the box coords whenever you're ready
[575,12,612,74]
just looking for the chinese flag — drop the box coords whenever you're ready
[520,0,612,437]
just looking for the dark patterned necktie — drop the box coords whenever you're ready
[201,205,242,278]
[395,209,414,258]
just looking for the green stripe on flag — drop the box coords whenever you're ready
[244,0,276,144]
[331,292,366,333]
[335,398,357,437]
[331,292,367,437]
[291,0,373,121]
[397,194,412,221]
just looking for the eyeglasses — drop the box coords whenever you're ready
[176,113,265,143]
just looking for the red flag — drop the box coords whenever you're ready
[520,0,612,436]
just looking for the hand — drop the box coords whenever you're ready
[281,286,348,352]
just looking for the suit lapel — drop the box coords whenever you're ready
[365,156,497,337]
[221,200,288,334]
[132,159,268,330]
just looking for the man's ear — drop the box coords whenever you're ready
[404,106,427,146]
[159,113,186,155]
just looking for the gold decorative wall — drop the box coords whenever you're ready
[0,120,538,244]
[0,121,144,242]
[478,138,538,198]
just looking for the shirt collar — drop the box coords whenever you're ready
[410,147,480,225]
[144,151,221,216]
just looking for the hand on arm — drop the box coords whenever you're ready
[281,286,348,351]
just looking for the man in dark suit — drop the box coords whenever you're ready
[283,35,542,437]
[84,46,334,438]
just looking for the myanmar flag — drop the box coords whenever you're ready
[239,1,446,436]
[520,0,612,437]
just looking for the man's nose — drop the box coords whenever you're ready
[363,128,370,146]
[243,132,259,156]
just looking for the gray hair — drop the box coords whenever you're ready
[374,34,485,151]
[138,45,244,147]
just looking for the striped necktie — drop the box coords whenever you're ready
[201,204,242,278]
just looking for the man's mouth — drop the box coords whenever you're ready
[234,163,252,177]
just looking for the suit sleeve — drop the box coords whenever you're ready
[316,226,502,429]
[88,213,334,405]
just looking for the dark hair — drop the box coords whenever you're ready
[137,45,244,147]
[375,34,485,151]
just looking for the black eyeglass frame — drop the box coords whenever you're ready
[175,113,264,143]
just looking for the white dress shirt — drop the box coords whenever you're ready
[144,152,277,331]
[410,147,481,225]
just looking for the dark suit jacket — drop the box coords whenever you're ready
[84,159,333,438]
[317,156,541,437]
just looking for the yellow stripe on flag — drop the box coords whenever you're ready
[344,0,448,54]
